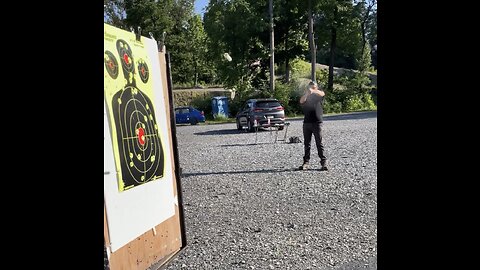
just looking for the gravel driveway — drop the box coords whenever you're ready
[163,111,377,270]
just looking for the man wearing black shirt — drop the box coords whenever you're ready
[299,81,328,171]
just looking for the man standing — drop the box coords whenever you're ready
[299,81,328,171]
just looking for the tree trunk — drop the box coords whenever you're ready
[193,53,197,87]
[361,1,374,58]
[285,33,290,83]
[361,21,366,56]
[328,6,338,91]
[269,0,275,94]
[285,57,290,83]
[308,0,316,82]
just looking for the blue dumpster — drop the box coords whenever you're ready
[211,96,229,118]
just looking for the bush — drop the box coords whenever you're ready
[288,89,303,116]
[290,58,311,79]
[315,69,329,86]
[212,114,229,121]
[274,81,290,112]
[220,65,376,119]
[344,95,365,112]
[370,88,377,105]
[324,99,343,114]
[361,92,377,110]
[191,95,213,117]
[343,92,377,112]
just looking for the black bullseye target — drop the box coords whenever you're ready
[111,86,165,190]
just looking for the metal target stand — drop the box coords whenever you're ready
[252,120,291,144]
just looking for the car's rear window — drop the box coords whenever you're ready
[255,101,281,108]
[176,108,189,114]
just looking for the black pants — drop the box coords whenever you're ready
[303,122,326,163]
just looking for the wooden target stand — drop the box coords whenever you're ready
[104,45,187,270]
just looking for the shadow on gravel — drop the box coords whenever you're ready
[194,129,245,136]
[287,111,377,122]
[219,141,290,147]
[333,257,377,270]
[194,128,278,136]
[324,111,377,121]
[182,167,300,177]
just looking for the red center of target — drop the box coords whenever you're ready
[109,61,114,69]
[123,53,129,64]
[141,67,145,75]
[138,128,145,145]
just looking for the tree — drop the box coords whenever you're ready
[122,0,217,86]
[313,0,361,90]
[204,0,271,98]
[183,15,216,86]
[294,0,322,82]
[308,0,317,81]
[124,0,175,38]
[104,0,127,29]
[357,40,371,73]
[366,10,377,68]
[355,0,376,56]
[272,0,308,83]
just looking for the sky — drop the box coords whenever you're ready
[194,0,209,16]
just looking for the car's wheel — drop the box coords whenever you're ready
[248,119,254,132]
[190,117,198,125]
[236,119,242,130]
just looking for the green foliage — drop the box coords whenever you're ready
[191,95,213,117]
[323,98,343,114]
[274,0,309,74]
[344,94,364,111]
[104,0,127,28]
[212,114,229,121]
[356,41,372,72]
[287,82,304,116]
[273,81,292,114]
[290,58,311,79]
[315,68,329,85]
[344,92,376,112]
[314,0,362,70]
[323,73,376,113]
[106,0,376,117]
[118,0,218,87]
[204,0,271,92]
[363,91,376,109]
[169,14,217,86]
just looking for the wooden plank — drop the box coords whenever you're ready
[158,50,179,195]
[105,51,183,270]
[107,207,182,270]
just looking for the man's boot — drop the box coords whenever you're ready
[320,159,328,171]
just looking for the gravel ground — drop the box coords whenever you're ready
[163,111,377,270]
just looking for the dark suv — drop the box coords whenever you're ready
[236,98,285,132]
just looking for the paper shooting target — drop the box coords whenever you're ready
[111,86,165,190]
[104,51,119,79]
[137,59,149,83]
[116,39,135,86]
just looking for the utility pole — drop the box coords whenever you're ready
[308,0,316,82]
[269,0,275,94]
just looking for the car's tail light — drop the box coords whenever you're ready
[253,108,263,112]
[275,106,284,110]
